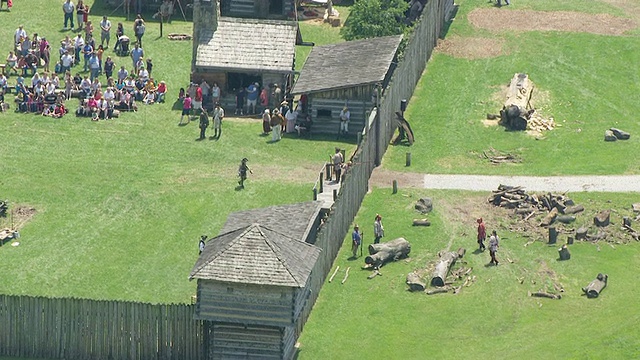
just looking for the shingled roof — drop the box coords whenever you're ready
[195,17,298,73]
[220,201,323,242]
[189,224,321,287]
[291,35,403,95]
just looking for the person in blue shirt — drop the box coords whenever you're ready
[352,225,362,258]
[130,43,144,72]
[89,53,100,81]
[82,43,93,72]
[246,82,259,114]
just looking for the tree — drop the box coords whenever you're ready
[341,0,409,41]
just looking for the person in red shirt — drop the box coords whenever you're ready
[477,218,486,251]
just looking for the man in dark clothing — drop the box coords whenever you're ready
[238,158,252,188]
[352,225,362,258]
[198,108,209,140]
[235,87,245,115]
[199,235,207,255]
[477,218,486,251]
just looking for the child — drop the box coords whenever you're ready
[179,93,192,125]
[237,158,252,188]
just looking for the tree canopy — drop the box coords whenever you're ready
[340,0,409,41]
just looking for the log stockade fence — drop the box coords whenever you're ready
[0,1,454,358]
[298,0,455,338]
[0,295,205,360]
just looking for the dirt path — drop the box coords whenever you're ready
[370,168,640,192]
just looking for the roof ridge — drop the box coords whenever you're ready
[189,226,252,279]
[261,227,302,286]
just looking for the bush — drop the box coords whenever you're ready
[340,0,409,41]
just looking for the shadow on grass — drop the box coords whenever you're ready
[439,5,459,39]
[234,185,244,191]
[472,248,484,255]
[172,99,183,111]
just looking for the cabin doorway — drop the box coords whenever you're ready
[227,73,262,92]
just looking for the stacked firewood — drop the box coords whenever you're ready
[488,185,584,223]
[527,113,556,132]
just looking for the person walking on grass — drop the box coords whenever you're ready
[237,158,252,188]
[199,235,207,255]
[179,93,192,125]
[489,230,499,266]
[352,225,362,258]
[477,218,486,251]
[198,108,209,140]
[373,214,384,244]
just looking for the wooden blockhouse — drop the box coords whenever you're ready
[192,0,299,106]
[291,35,403,136]
[220,0,296,19]
[190,202,323,360]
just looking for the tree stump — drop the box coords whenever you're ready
[430,248,465,287]
[499,73,535,131]
[415,198,433,214]
[365,238,411,268]
[632,203,640,213]
[567,236,574,245]
[548,227,558,244]
[594,210,611,227]
[558,244,570,260]
[576,227,588,240]
[623,216,632,228]
[582,273,608,298]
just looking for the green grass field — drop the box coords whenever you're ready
[383,0,640,175]
[0,0,350,304]
[297,0,640,358]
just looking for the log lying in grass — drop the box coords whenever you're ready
[530,291,562,300]
[582,273,608,298]
[540,208,558,227]
[365,238,411,268]
[412,219,431,226]
[431,248,466,287]
[406,271,426,291]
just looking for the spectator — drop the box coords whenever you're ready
[145,58,153,75]
[130,43,144,72]
[134,15,145,47]
[79,75,91,98]
[234,87,245,115]
[6,51,18,72]
[60,51,74,74]
[200,80,210,106]
[76,0,88,31]
[63,0,75,30]
[0,73,8,95]
[259,86,269,110]
[211,82,220,105]
[84,20,94,40]
[104,56,115,79]
[74,34,84,65]
[82,41,93,72]
[14,25,27,50]
[89,52,100,81]
[114,22,125,51]
[193,83,203,114]
[156,81,167,103]
[117,65,128,82]
[137,66,149,82]
[246,82,258,114]
[179,93,192,125]
[261,109,271,135]
[0,0,12,12]
[212,102,224,138]
[100,16,112,48]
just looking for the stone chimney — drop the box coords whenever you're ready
[192,0,219,73]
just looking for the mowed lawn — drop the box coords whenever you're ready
[383,0,640,175]
[298,189,640,359]
[0,1,350,303]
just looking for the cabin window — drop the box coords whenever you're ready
[317,109,332,117]
[269,0,284,15]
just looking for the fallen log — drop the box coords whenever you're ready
[540,207,558,227]
[530,291,562,300]
[431,247,466,287]
[328,266,340,283]
[341,267,351,284]
[582,273,608,298]
[563,205,584,214]
[368,270,382,279]
[412,219,431,226]
[365,238,411,268]
[426,287,450,295]
[406,271,426,291]
[556,215,576,224]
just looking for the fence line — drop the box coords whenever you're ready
[0,295,204,360]
[297,0,454,338]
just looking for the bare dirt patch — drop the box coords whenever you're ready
[468,9,637,35]
[369,168,425,189]
[0,205,37,241]
[435,36,506,59]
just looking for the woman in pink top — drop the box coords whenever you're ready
[179,94,192,125]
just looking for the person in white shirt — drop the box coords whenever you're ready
[80,76,91,97]
[62,0,75,30]
[339,106,350,136]
[488,230,500,266]
[117,66,128,82]
[143,91,155,105]
[285,108,298,133]
[0,74,8,94]
[73,34,84,65]
[61,51,74,73]
[104,87,115,104]
[51,75,60,89]
[137,67,149,82]
[15,25,27,47]
[373,214,384,244]
[46,82,56,95]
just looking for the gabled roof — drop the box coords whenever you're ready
[291,35,403,95]
[189,224,321,287]
[195,17,298,73]
[220,201,323,242]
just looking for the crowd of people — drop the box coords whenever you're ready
[0,3,164,120]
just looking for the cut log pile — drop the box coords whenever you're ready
[406,248,472,294]
[488,185,583,221]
